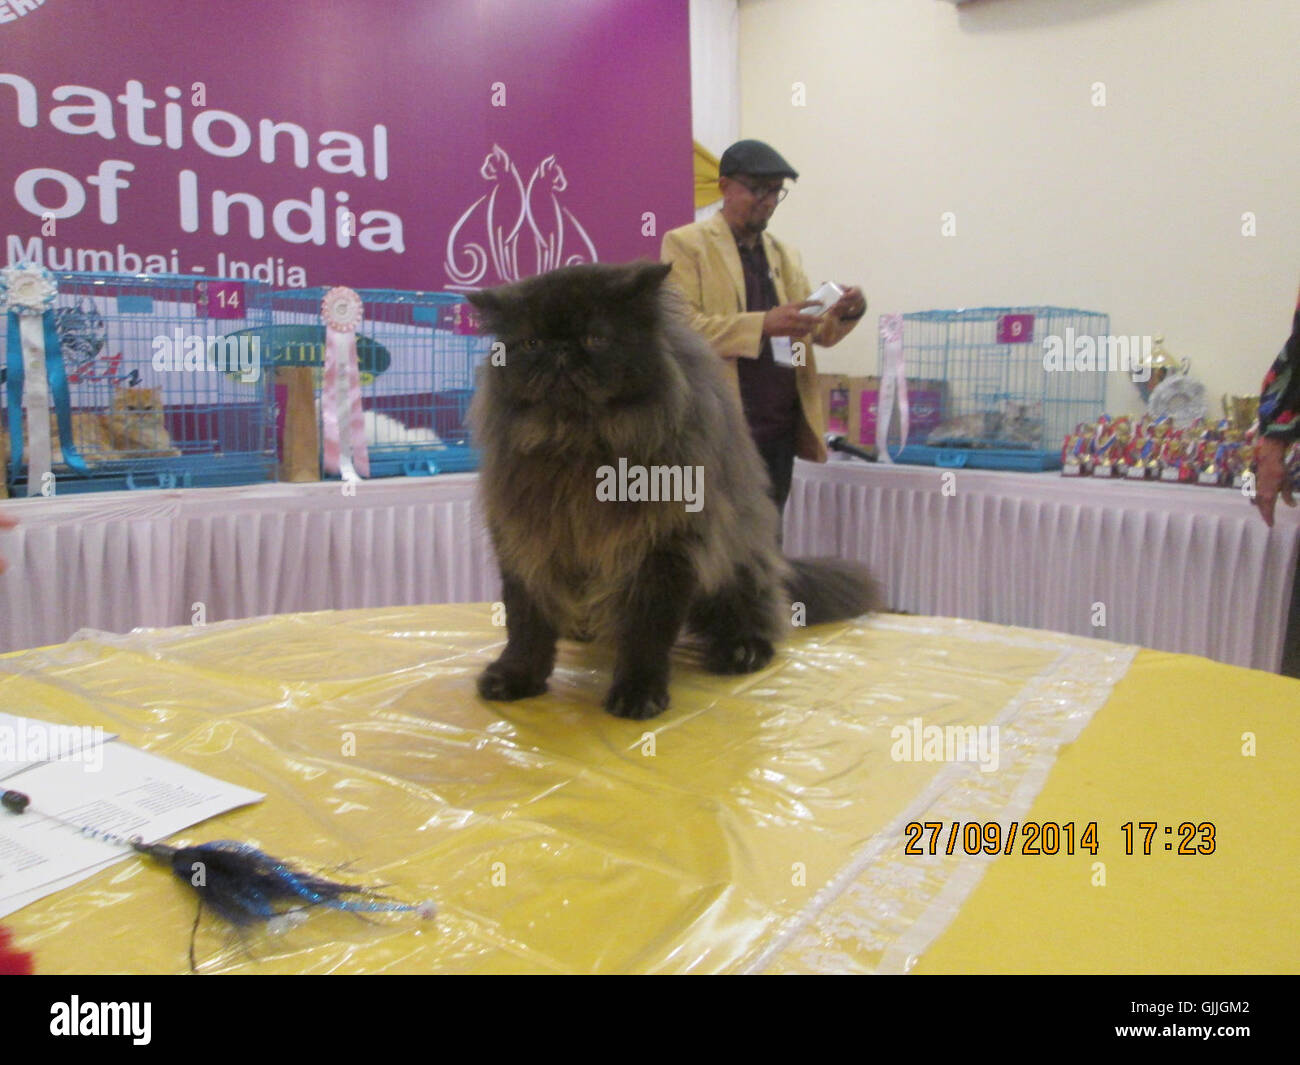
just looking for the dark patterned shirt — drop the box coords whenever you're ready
[1259,288,1300,441]
[734,237,798,444]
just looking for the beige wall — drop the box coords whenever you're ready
[737,0,1300,415]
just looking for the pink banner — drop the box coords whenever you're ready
[0,0,692,290]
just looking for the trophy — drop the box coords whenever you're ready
[1142,335,1187,392]
[1222,394,1260,433]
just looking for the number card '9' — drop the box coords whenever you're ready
[997,313,1034,344]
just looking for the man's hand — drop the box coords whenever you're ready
[830,285,867,321]
[763,302,819,338]
[1253,436,1295,527]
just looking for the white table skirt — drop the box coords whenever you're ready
[2,462,1297,671]
[787,457,1300,673]
[0,477,499,654]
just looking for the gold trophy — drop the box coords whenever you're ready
[1222,394,1260,433]
[1143,335,1185,392]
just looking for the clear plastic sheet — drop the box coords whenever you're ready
[2,607,1138,973]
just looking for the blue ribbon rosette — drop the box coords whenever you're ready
[2,263,88,490]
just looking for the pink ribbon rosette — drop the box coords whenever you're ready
[319,286,369,480]
[876,313,910,463]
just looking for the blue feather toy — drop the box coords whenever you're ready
[3,788,436,969]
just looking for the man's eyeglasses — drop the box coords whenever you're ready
[732,177,790,203]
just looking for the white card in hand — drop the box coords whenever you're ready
[771,336,794,367]
[800,281,845,316]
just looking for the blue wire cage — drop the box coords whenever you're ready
[879,306,1111,471]
[2,272,277,494]
[269,287,489,478]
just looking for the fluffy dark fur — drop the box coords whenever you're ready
[467,261,881,720]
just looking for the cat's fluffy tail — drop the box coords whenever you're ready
[785,558,885,625]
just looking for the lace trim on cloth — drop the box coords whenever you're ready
[748,614,1138,975]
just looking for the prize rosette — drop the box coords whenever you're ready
[2,263,87,492]
[319,286,369,480]
[0,262,57,318]
[322,286,363,334]
[876,313,909,463]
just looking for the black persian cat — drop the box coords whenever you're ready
[467,261,881,720]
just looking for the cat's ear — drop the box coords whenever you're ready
[464,288,498,314]
[465,285,517,331]
[610,261,673,300]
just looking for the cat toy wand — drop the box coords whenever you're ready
[1,787,436,970]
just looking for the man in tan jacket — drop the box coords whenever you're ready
[661,139,866,513]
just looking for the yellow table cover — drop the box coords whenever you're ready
[2,607,1295,974]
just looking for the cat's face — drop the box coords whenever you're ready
[468,262,674,413]
[113,387,163,413]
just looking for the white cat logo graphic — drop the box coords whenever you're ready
[444,145,599,289]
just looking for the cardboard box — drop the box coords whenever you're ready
[276,365,321,482]
[818,374,870,443]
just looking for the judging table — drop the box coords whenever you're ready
[5,605,1297,974]
[1,461,1298,671]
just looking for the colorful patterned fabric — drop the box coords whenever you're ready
[1258,286,1300,441]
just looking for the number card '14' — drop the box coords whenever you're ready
[195,281,246,320]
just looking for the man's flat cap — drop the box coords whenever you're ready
[718,139,799,181]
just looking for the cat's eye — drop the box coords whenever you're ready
[582,334,609,352]
[516,338,543,353]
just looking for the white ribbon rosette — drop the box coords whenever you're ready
[1,263,57,317]
[3,263,87,492]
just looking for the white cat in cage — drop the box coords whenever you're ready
[314,396,445,448]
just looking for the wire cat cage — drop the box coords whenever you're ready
[878,306,1111,470]
[2,271,277,495]
[269,288,488,478]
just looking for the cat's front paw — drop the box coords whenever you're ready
[704,637,774,675]
[477,663,548,701]
[604,678,670,720]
